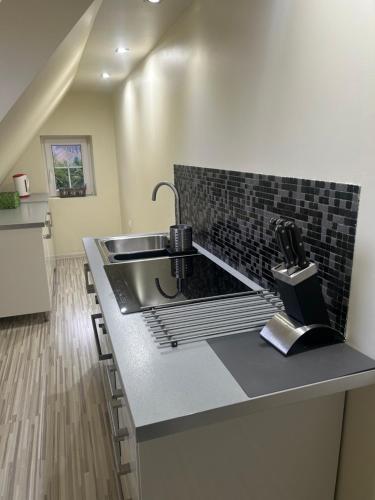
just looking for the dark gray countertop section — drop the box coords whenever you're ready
[208,333,375,398]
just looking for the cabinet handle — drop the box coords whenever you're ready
[84,263,95,294]
[117,459,131,477]
[108,399,129,441]
[43,220,52,239]
[106,365,124,399]
[46,211,53,227]
[91,313,112,361]
[111,435,131,477]
[99,322,107,335]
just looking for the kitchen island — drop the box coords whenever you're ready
[83,235,375,500]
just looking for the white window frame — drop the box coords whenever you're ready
[42,136,96,197]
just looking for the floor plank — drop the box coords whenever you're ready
[0,257,120,500]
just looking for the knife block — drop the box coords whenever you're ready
[260,262,343,355]
[272,263,330,326]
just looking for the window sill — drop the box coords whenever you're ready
[48,193,97,199]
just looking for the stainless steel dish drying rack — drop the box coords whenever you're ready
[143,290,283,348]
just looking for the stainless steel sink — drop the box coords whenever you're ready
[96,233,170,263]
[104,234,169,254]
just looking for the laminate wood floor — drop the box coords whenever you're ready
[0,257,120,500]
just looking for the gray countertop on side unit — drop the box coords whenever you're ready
[20,193,49,203]
[83,236,375,442]
[0,193,49,229]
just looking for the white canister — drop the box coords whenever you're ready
[13,174,30,198]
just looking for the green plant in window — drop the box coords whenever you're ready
[55,168,70,189]
[70,168,84,187]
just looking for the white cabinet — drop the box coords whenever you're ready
[0,210,55,318]
[89,301,140,500]
[87,281,343,500]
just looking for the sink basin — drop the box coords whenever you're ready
[104,234,169,254]
[96,233,170,263]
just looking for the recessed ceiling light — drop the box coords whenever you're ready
[146,0,161,3]
[101,72,110,79]
[115,47,130,54]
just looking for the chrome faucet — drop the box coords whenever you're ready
[151,181,181,225]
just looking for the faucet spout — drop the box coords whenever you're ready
[151,181,181,225]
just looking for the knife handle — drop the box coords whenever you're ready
[270,217,278,227]
[275,224,296,269]
[270,217,286,227]
[285,221,308,269]
[274,226,287,265]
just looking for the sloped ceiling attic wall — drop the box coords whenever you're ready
[0,0,95,122]
[0,0,102,184]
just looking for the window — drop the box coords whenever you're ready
[42,136,95,196]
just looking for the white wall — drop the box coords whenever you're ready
[113,1,375,497]
[0,0,102,184]
[2,90,122,256]
[0,0,95,121]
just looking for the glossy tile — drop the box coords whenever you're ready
[175,165,360,332]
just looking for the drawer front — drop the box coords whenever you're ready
[119,410,139,500]
[89,291,140,499]
[104,363,140,500]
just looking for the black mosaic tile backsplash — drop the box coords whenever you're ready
[174,165,361,333]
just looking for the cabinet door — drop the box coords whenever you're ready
[0,227,51,317]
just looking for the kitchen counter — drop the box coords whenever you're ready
[20,193,49,203]
[83,236,375,441]
[0,193,49,229]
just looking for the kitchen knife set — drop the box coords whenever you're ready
[270,218,308,273]
[259,216,344,355]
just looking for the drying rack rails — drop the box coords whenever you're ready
[143,290,283,348]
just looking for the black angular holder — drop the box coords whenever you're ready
[260,263,344,355]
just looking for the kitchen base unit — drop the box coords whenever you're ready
[95,329,344,500]
[0,210,55,318]
[83,235,375,500]
[134,394,343,500]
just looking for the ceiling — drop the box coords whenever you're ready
[0,0,95,122]
[73,0,192,90]
[0,0,101,185]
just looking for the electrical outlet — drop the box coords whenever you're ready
[128,219,133,228]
